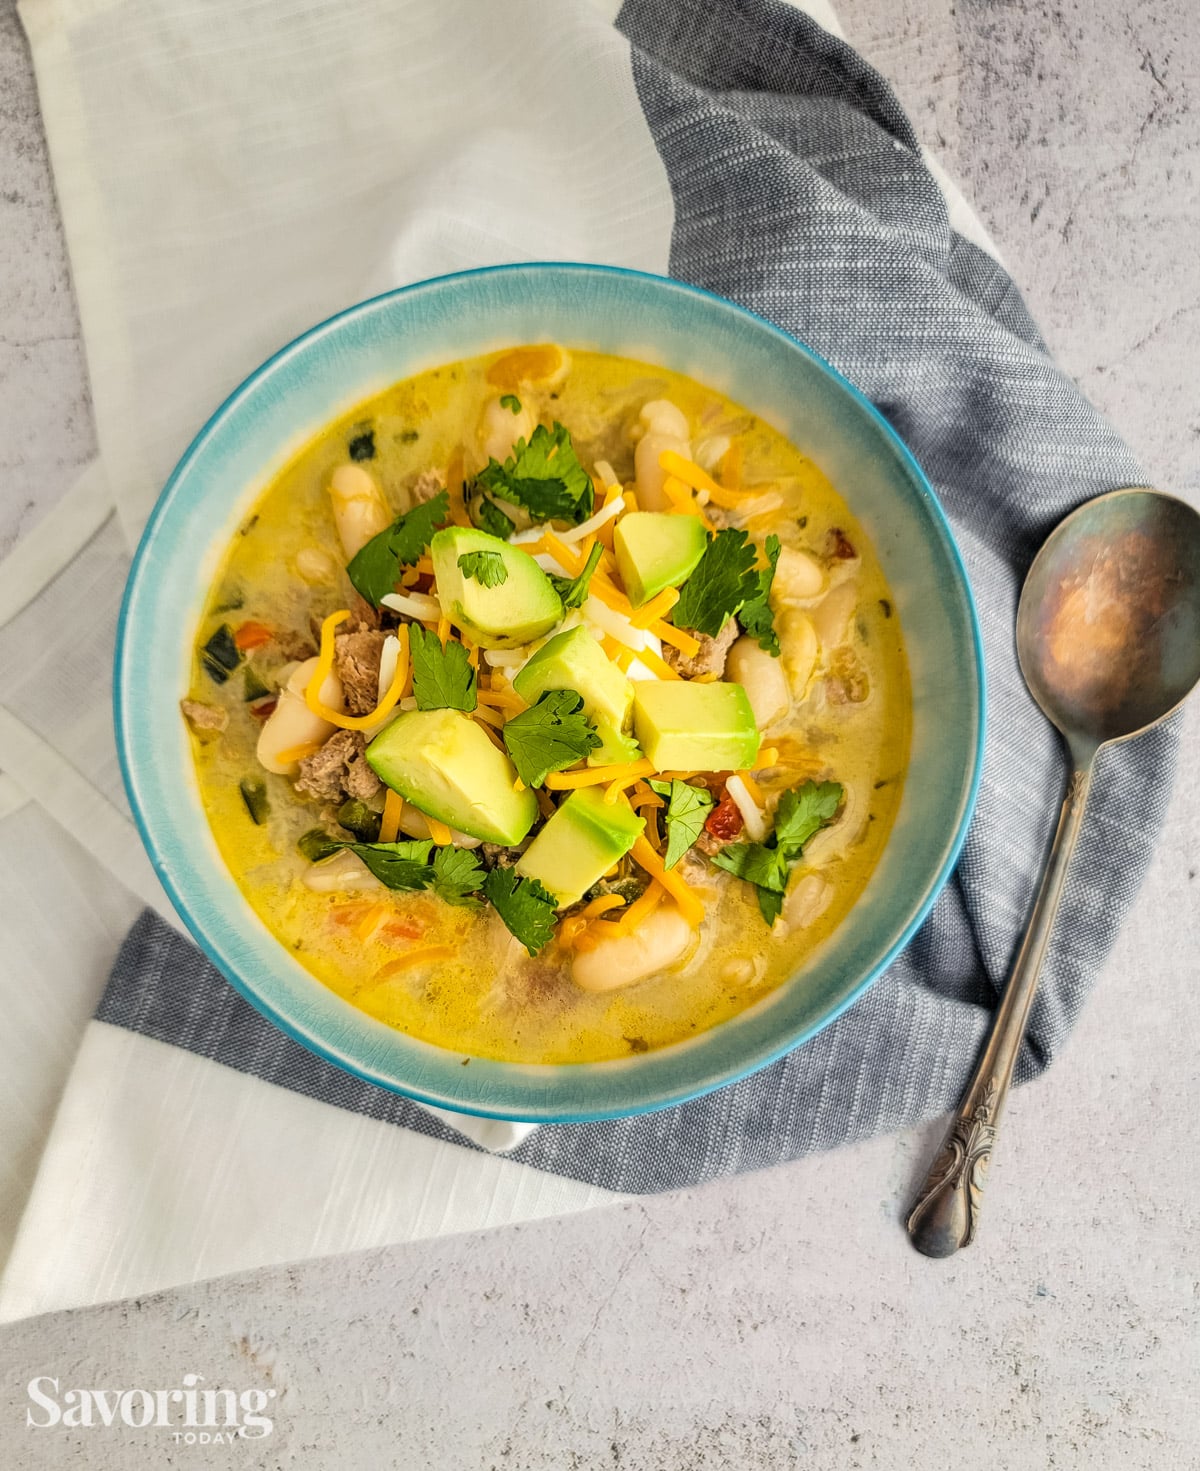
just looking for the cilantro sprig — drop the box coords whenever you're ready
[649,779,714,869]
[471,422,594,529]
[672,528,759,637]
[457,549,508,588]
[344,839,486,907]
[549,541,604,610]
[712,780,843,925]
[501,689,601,788]
[346,490,450,606]
[483,867,558,955]
[737,534,781,656]
[409,624,477,712]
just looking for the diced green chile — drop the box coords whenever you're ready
[201,624,241,684]
[348,429,376,461]
[242,666,272,702]
[239,778,270,825]
[337,798,382,843]
[298,828,342,863]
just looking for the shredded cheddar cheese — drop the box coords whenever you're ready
[652,620,701,658]
[305,613,411,730]
[426,817,454,845]
[379,789,405,844]
[631,835,704,927]
[544,758,655,791]
[630,586,679,629]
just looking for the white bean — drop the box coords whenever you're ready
[480,395,537,464]
[571,907,696,993]
[779,612,818,698]
[770,545,826,606]
[781,872,832,928]
[727,636,790,729]
[397,806,482,850]
[811,580,859,650]
[328,464,391,559]
[635,430,691,511]
[638,399,690,440]
[302,849,383,894]
[256,657,344,774]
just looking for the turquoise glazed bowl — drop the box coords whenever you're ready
[116,263,984,1123]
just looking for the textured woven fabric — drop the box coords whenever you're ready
[96,0,1177,1194]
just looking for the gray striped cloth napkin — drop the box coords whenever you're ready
[102,0,1176,1193]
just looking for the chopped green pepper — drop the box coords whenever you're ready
[239,778,270,825]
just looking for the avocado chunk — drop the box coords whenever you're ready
[366,707,536,844]
[515,788,644,908]
[431,527,563,649]
[632,681,761,772]
[513,626,640,766]
[613,512,708,608]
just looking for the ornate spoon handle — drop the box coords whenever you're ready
[906,760,1093,1258]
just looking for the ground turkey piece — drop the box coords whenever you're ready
[662,617,738,679]
[294,729,382,803]
[180,698,227,733]
[333,629,387,714]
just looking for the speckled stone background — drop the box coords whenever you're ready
[1,2,1198,1467]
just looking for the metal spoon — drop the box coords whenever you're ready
[907,486,1200,1258]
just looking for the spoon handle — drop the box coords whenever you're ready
[906,760,1093,1258]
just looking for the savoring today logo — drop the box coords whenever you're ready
[26,1372,276,1443]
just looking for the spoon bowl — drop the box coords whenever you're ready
[1017,487,1200,757]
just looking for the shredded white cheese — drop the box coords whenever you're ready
[380,590,441,621]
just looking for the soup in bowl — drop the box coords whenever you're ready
[117,265,982,1120]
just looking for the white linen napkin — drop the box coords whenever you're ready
[0,0,995,1320]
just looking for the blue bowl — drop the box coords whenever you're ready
[116,263,984,1123]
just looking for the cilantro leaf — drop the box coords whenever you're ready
[737,534,781,656]
[346,840,435,892]
[549,541,604,611]
[710,778,843,925]
[346,490,451,606]
[672,528,759,637]
[502,690,601,788]
[483,867,558,956]
[756,886,785,927]
[711,841,790,893]
[473,422,594,526]
[649,779,714,869]
[457,550,508,588]
[409,624,477,712]
[772,780,844,859]
[499,394,522,414]
[430,846,486,907]
[473,495,516,540]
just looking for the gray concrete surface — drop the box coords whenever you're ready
[2,1,1199,1467]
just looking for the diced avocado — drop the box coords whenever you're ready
[515,788,644,908]
[613,512,708,608]
[366,707,536,845]
[513,626,640,766]
[431,527,562,649]
[632,681,761,772]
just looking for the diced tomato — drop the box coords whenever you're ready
[234,620,274,650]
[705,795,744,841]
[248,697,278,721]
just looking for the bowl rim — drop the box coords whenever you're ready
[115,260,986,1123]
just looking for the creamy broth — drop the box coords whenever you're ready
[185,347,910,1064]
